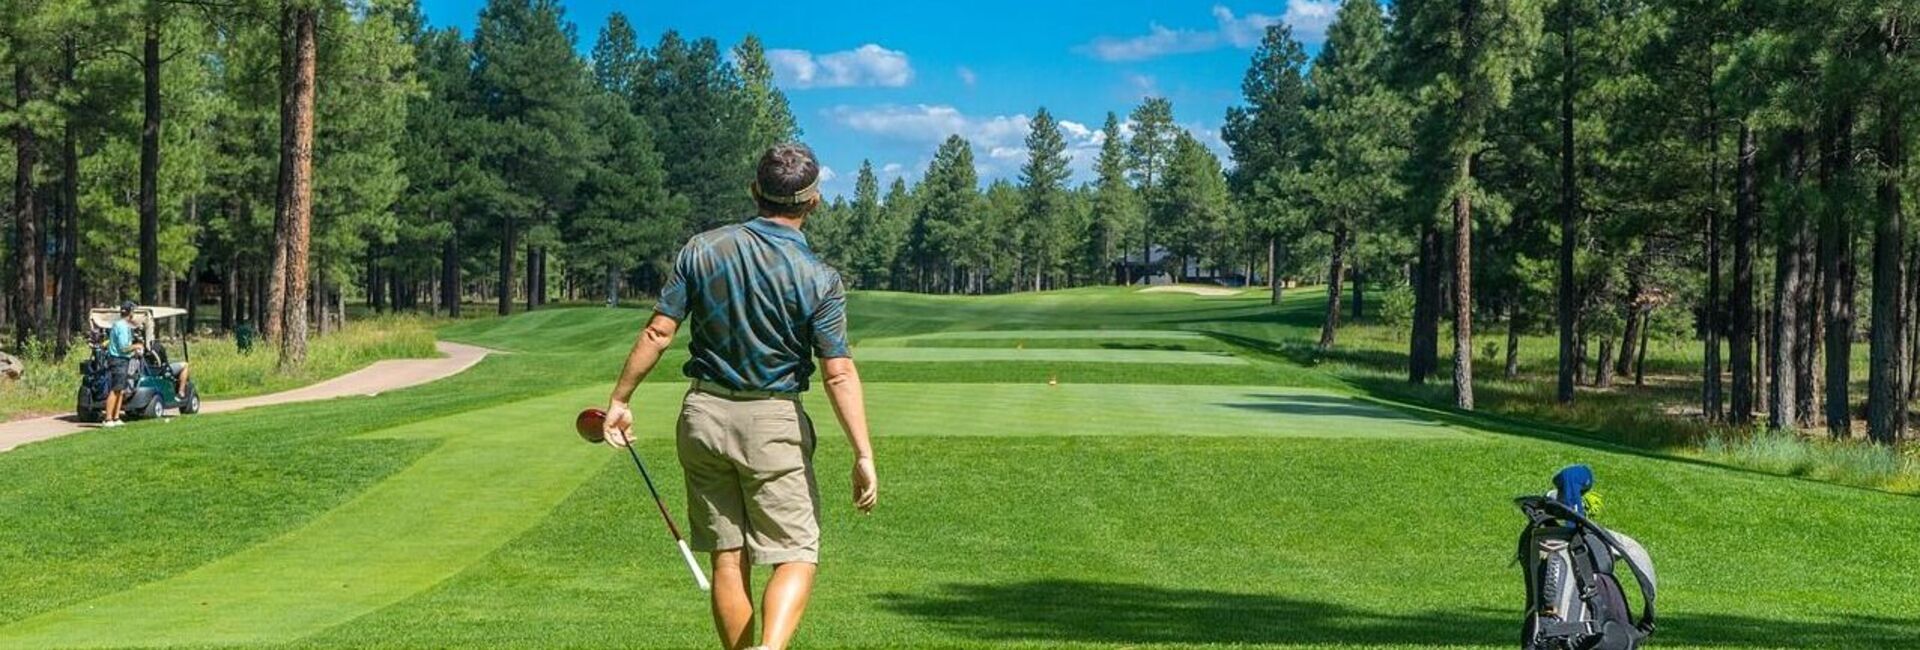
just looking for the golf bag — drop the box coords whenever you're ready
[1514,495,1656,650]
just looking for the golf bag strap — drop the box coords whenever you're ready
[1517,496,1656,636]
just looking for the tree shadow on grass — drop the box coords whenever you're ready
[878,579,1510,646]
[1217,392,1436,424]
[879,580,1920,647]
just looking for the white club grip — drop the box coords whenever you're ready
[677,539,711,591]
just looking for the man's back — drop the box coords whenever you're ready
[655,217,850,394]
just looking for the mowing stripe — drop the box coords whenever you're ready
[835,384,1460,439]
[0,378,1448,647]
[879,329,1211,341]
[0,385,666,649]
[850,347,1247,365]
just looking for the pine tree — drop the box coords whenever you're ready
[1395,0,1546,409]
[1126,97,1176,280]
[733,34,799,152]
[1294,0,1406,350]
[1088,112,1137,285]
[1223,23,1311,303]
[1019,107,1071,291]
[471,0,589,315]
[846,160,884,287]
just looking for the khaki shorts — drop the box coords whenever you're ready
[676,387,821,565]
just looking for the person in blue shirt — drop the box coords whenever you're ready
[102,301,142,427]
[601,143,876,650]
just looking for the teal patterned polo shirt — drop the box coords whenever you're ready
[654,217,851,393]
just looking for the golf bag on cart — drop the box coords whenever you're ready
[1514,466,1656,650]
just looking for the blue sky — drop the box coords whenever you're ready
[417,0,1337,199]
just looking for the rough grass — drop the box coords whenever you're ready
[0,316,439,422]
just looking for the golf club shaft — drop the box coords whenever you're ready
[621,442,711,591]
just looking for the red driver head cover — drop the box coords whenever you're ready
[575,408,606,443]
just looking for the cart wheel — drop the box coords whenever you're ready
[181,385,201,415]
[144,397,164,420]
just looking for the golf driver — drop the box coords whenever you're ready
[576,407,711,592]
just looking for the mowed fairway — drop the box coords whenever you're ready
[1,288,1917,649]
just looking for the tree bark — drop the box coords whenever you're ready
[497,221,516,316]
[13,60,44,350]
[1452,159,1475,410]
[1822,108,1857,437]
[1868,80,1906,443]
[1634,310,1651,386]
[442,213,461,317]
[1768,130,1807,430]
[138,7,163,305]
[1703,100,1724,421]
[1411,223,1442,384]
[1267,237,1280,304]
[1318,224,1348,351]
[56,41,81,355]
[1351,262,1365,321]
[1556,0,1579,406]
[1505,304,1521,380]
[274,6,318,368]
[1615,274,1643,377]
[1595,335,1616,388]
[1729,122,1759,425]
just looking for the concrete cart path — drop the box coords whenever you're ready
[0,341,492,453]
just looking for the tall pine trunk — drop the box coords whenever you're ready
[1822,109,1857,436]
[1556,0,1579,406]
[272,6,317,369]
[139,8,163,305]
[1703,99,1724,421]
[1505,304,1522,380]
[1768,130,1807,430]
[1452,157,1475,410]
[1868,89,1906,444]
[497,221,517,316]
[1411,223,1442,384]
[442,213,461,317]
[56,41,81,355]
[1352,263,1365,320]
[1729,122,1759,425]
[1318,224,1348,351]
[1267,237,1283,304]
[1615,274,1643,377]
[13,60,43,350]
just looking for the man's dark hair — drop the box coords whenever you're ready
[753,143,822,217]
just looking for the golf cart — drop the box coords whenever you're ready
[75,305,201,422]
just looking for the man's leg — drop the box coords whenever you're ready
[709,549,755,650]
[104,362,124,422]
[758,562,817,650]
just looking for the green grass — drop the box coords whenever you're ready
[1,288,1918,648]
[0,316,440,422]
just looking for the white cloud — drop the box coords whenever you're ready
[1126,73,1159,99]
[881,162,906,176]
[1076,23,1216,62]
[956,66,978,88]
[1079,2,1339,62]
[827,104,1129,185]
[767,44,913,89]
[817,166,838,183]
[1276,0,1339,45]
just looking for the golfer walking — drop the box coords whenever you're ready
[602,143,877,650]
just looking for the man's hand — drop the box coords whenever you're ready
[603,401,635,447]
[851,456,877,513]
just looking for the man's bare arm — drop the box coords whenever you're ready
[603,314,680,446]
[820,356,876,512]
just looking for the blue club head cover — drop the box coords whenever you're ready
[1553,464,1595,516]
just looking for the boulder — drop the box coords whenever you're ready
[0,351,21,381]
